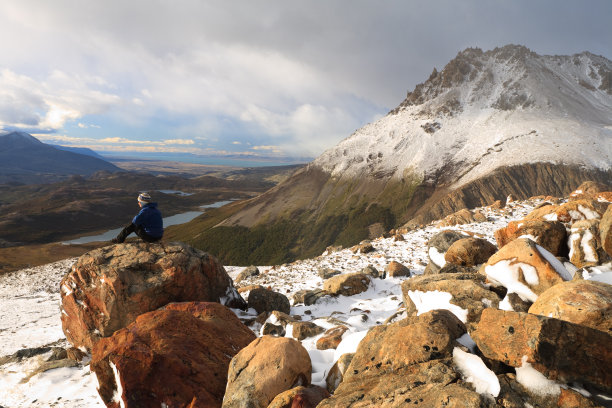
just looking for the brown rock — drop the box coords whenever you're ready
[494,219,568,256]
[384,261,411,278]
[523,204,559,221]
[323,273,371,296]
[316,326,348,350]
[480,238,572,302]
[325,353,354,393]
[553,199,608,223]
[91,303,256,408]
[223,336,312,408]
[344,310,465,382]
[472,309,612,393]
[401,273,499,331]
[248,288,291,314]
[292,289,328,306]
[444,237,497,267]
[528,280,612,334]
[291,321,325,341]
[266,385,330,408]
[599,204,612,257]
[238,284,265,294]
[60,242,246,351]
[317,360,485,408]
[568,219,609,268]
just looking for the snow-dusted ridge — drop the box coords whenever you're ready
[314,45,612,187]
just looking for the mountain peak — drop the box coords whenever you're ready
[0,131,44,148]
[315,45,611,189]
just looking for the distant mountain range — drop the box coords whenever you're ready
[0,132,120,184]
[170,44,612,265]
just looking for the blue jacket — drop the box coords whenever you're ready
[132,203,164,238]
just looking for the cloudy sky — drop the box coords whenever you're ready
[1,0,611,162]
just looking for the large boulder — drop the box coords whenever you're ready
[401,273,500,331]
[91,302,256,408]
[248,288,291,314]
[494,219,568,256]
[528,280,612,334]
[444,237,497,267]
[323,273,371,296]
[384,261,411,278]
[472,308,612,394]
[568,219,609,268]
[343,310,465,381]
[318,310,472,407]
[60,242,246,351]
[480,238,572,303]
[223,336,312,408]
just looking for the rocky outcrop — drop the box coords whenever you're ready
[472,308,612,394]
[480,238,572,303]
[91,303,255,408]
[223,336,312,408]
[528,280,612,334]
[494,219,568,256]
[323,273,371,296]
[60,242,245,350]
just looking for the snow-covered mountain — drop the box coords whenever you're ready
[315,45,611,188]
[172,45,612,264]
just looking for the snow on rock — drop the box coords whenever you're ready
[515,356,561,397]
[453,347,500,397]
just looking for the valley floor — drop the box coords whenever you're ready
[1,197,611,407]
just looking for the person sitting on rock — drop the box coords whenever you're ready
[111,192,163,243]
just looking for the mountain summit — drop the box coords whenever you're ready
[174,45,612,265]
[316,44,611,188]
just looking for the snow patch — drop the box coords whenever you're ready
[515,356,561,397]
[535,244,572,280]
[407,290,468,323]
[109,361,126,408]
[484,259,539,302]
[428,246,447,268]
[453,347,500,397]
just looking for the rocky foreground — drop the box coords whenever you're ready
[1,181,611,407]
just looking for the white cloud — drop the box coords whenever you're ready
[0,69,120,131]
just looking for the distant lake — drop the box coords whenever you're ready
[63,200,234,245]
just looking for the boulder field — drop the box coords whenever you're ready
[58,182,612,407]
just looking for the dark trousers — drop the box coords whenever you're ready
[115,223,161,243]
